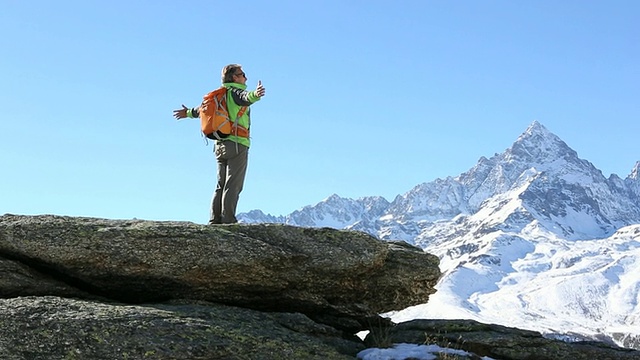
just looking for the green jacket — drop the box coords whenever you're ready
[222,82,262,148]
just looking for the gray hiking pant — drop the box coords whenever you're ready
[210,140,248,224]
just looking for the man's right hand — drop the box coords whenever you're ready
[256,80,266,97]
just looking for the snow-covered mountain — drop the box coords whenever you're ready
[238,121,640,349]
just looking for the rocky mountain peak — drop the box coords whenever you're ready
[506,120,578,167]
[627,161,640,201]
[452,121,589,213]
[630,161,640,180]
[522,119,549,136]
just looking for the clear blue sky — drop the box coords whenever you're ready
[1,1,638,223]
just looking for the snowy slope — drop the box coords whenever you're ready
[238,121,640,348]
[390,225,640,348]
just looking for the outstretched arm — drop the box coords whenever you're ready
[228,81,266,105]
[173,104,199,119]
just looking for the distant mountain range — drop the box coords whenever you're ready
[239,121,640,349]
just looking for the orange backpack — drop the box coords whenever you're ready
[199,87,249,140]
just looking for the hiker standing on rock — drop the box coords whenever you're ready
[173,64,266,224]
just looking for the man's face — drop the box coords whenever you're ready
[233,68,247,85]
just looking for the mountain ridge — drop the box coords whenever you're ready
[241,121,639,241]
[238,121,640,348]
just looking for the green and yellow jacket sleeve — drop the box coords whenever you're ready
[186,107,200,118]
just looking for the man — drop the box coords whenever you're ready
[173,64,265,224]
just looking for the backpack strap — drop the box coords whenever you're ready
[230,106,249,138]
[236,106,248,119]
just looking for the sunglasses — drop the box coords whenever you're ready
[235,71,246,78]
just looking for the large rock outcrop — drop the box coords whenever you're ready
[0,214,440,359]
[2,214,639,359]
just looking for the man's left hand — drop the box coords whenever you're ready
[173,104,188,120]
